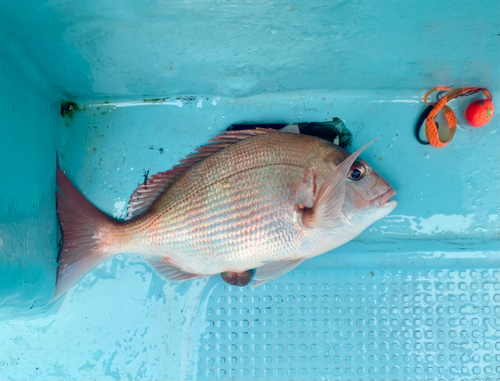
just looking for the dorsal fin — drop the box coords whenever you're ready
[127,128,277,218]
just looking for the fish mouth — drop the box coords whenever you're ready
[376,188,397,207]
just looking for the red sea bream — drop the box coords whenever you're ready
[54,129,396,298]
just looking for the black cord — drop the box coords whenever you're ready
[415,104,435,145]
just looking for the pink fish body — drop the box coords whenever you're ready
[54,129,396,298]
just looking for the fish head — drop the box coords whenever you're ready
[342,157,397,225]
[318,141,397,228]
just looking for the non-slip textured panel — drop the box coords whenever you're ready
[198,268,500,381]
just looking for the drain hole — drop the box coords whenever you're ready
[227,118,352,149]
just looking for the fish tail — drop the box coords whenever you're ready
[53,160,121,300]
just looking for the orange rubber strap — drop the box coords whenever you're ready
[422,87,492,148]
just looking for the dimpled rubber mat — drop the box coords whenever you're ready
[197,268,500,381]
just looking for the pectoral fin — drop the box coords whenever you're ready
[301,140,376,229]
[252,258,306,287]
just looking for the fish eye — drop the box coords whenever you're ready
[347,161,366,181]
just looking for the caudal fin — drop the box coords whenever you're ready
[53,161,119,300]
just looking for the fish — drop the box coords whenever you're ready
[54,129,396,299]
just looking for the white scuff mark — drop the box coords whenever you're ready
[130,167,134,170]
[488,214,499,223]
[211,97,220,106]
[90,100,184,108]
[422,251,489,259]
[196,100,203,108]
[112,198,128,220]
[384,213,476,235]
[370,100,420,104]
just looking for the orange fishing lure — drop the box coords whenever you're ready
[416,87,493,147]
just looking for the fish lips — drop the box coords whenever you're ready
[375,188,397,208]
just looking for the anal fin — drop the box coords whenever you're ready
[252,258,306,287]
[144,256,203,281]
